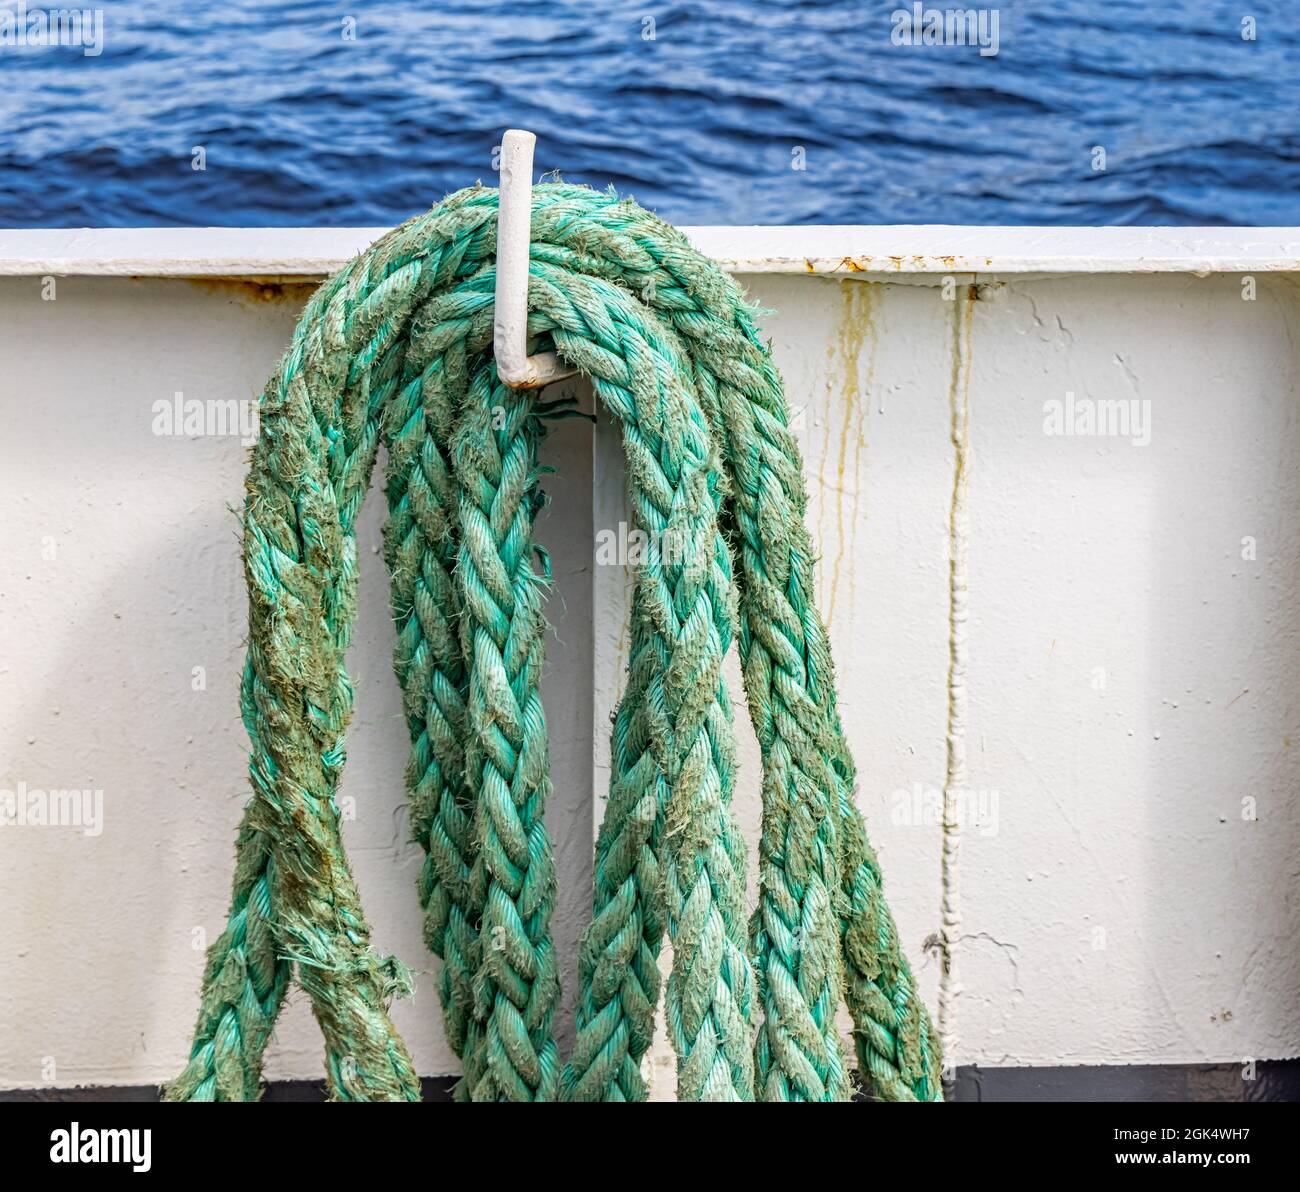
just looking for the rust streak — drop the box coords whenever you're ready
[823,279,874,629]
[177,276,321,305]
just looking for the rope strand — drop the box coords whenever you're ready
[455,368,561,1099]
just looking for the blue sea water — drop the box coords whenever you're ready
[1,0,1298,227]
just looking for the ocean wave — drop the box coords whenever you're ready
[0,0,1295,226]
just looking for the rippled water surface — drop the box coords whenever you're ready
[2,0,1297,226]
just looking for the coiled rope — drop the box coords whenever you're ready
[167,183,941,1103]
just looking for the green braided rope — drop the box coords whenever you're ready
[526,194,940,1100]
[170,182,939,1102]
[531,266,756,1099]
[453,368,560,1099]
[560,588,663,1100]
[170,251,422,1100]
[382,327,477,1070]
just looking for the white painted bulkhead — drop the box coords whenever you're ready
[0,228,1296,1094]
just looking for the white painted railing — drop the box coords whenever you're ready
[2,225,1299,277]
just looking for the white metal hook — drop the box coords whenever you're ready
[494,129,577,389]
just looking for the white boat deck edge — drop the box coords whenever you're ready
[0,226,1297,277]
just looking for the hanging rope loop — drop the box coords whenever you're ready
[167,183,941,1103]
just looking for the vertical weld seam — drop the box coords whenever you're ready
[938,280,976,1085]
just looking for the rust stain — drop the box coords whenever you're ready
[800,253,992,276]
[820,279,876,629]
[177,276,321,305]
[946,280,978,491]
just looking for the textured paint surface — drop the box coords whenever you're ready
[1,268,1298,1090]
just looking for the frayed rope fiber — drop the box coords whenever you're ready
[166,183,942,1103]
